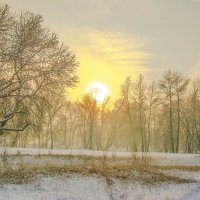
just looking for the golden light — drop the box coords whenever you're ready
[66,30,150,102]
[86,82,110,103]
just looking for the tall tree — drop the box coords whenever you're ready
[121,76,137,151]
[159,70,189,152]
[173,73,189,152]
[0,4,78,135]
[146,81,160,151]
[77,94,99,150]
[191,80,200,151]
[159,70,176,152]
[133,74,147,152]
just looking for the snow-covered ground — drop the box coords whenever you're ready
[0,176,199,200]
[0,147,200,200]
[0,147,200,166]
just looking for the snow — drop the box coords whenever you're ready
[0,147,200,200]
[0,147,199,166]
[0,176,198,200]
[179,185,200,200]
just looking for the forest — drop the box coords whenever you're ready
[1,4,200,154]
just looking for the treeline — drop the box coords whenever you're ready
[2,69,200,153]
[1,4,200,153]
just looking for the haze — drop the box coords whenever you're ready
[5,0,200,100]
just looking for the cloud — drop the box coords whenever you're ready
[60,28,151,100]
[81,30,149,66]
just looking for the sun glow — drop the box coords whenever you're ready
[65,29,150,102]
[86,82,110,103]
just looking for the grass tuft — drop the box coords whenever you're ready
[0,153,196,185]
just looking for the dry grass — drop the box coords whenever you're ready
[158,165,200,171]
[0,153,196,185]
[0,165,35,184]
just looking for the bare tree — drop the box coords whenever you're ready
[133,74,147,152]
[44,93,65,149]
[121,76,137,151]
[191,80,200,151]
[181,92,197,153]
[159,70,177,152]
[146,81,160,151]
[77,94,99,150]
[0,5,78,135]
[173,73,189,152]
[159,70,189,152]
[61,101,78,149]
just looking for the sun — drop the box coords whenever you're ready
[86,82,110,103]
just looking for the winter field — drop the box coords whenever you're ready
[0,148,200,200]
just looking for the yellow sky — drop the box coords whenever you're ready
[61,29,151,101]
[5,0,200,102]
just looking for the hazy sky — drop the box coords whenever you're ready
[4,0,200,100]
